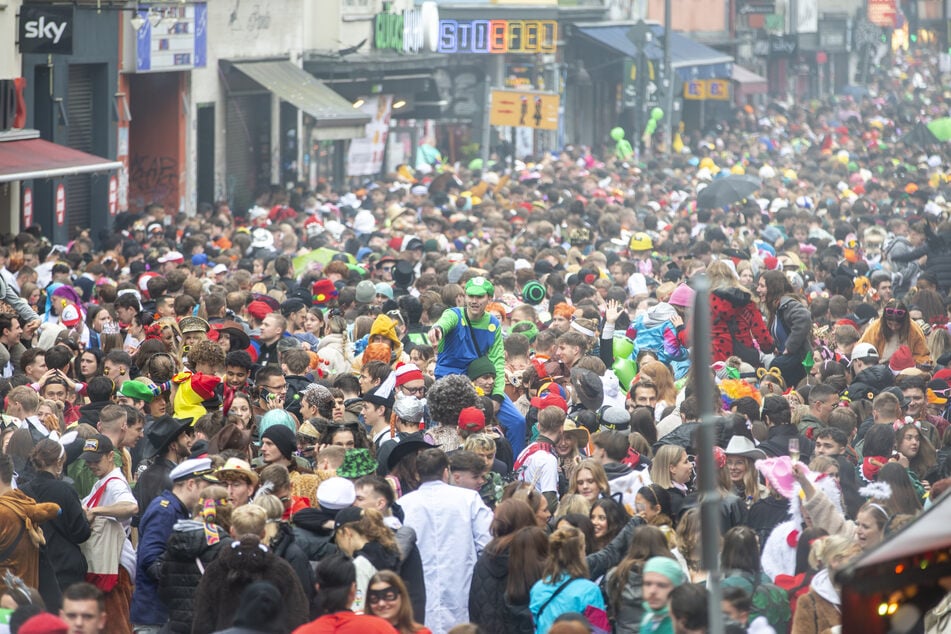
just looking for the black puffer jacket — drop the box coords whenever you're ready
[269,522,315,602]
[850,364,894,393]
[291,506,339,565]
[159,519,232,634]
[468,547,534,634]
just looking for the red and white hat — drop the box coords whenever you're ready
[394,362,424,387]
[138,272,160,298]
[62,304,82,328]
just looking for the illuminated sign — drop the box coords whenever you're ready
[373,1,439,53]
[437,20,557,54]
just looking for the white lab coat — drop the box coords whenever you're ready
[399,480,492,634]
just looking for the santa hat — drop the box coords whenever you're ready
[888,345,915,374]
[394,362,424,387]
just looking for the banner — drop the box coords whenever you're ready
[868,0,898,28]
[346,96,393,176]
[489,90,559,130]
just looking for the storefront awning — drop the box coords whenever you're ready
[231,61,370,140]
[0,137,121,183]
[574,24,733,80]
[732,64,768,95]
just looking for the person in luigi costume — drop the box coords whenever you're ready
[428,276,506,410]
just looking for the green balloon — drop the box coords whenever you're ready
[651,107,664,121]
[612,359,637,392]
[645,119,657,135]
[613,336,634,360]
[468,158,484,171]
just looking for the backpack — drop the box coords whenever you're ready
[723,570,791,631]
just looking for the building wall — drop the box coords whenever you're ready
[647,0,727,34]
[188,0,306,210]
[0,1,24,235]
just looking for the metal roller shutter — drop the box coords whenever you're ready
[66,64,94,231]
[226,95,269,214]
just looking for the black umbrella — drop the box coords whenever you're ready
[901,122,940,147]
[696,174,762,210]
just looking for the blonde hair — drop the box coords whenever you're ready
[566,459,611,499]
[706,261,740,292]
[650,445,686,489]
[230,504,266,538]
[464,434,497,455]
[251,493,284,542]
[809,534,860,570]
[553,493,591,520]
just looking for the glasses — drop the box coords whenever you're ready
[380,266,394,272]
[884,308,907,319]
[401,385,426,395]
[264,383,288,392]
[367,587,398,605]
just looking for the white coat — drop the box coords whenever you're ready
[399,479,492,634]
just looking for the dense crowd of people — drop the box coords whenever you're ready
[2,47,951,634]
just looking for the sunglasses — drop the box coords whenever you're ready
[884,308,907,319]
[366,586,398,605]
[401,385,426,395]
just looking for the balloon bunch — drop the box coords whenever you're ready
[611,335,637,392]
[643,107,664,138]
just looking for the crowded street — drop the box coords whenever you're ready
[2,1,951,634]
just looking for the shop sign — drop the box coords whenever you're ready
[438,19,557,54]
[374,2,439,54]
[706,79,730,100]
[867,0,897,28]
[109,176,118,216]
[683,80,706,100]
[489,90,559,130]
[22,187,32,228]
[682,79,730,101]
[18,4,73,55]
[55,184,65,226]
[768,35,798,57]
[134,3,207,72]
[738,2,775,16]
[818,21,848,51]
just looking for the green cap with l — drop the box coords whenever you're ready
[465,276,494,297]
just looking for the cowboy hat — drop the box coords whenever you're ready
[724,435,767,461]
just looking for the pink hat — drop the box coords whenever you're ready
[754,456,799,499]
[394,363,424,387]
[668,283,695,308]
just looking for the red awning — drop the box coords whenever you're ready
[0,138,122,183]
[732,64,768,96]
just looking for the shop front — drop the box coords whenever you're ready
[19,2,121,243]
[220,60,369,211]
[570,23,733,143]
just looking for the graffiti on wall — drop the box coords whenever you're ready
[129,154,179,211]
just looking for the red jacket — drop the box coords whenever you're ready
[293,613,399,634]
[710,287,773,362]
